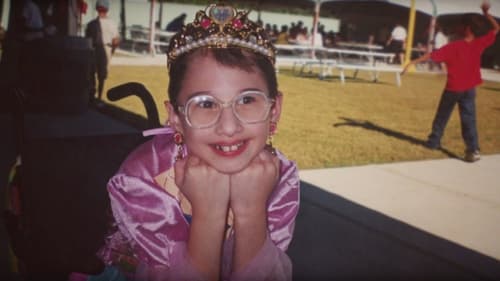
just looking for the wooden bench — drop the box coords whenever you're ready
[275,44,324,74]
[128,26,174,54]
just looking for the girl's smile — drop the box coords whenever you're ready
[212,140,247,157]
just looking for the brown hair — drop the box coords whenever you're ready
[168,48,278,111]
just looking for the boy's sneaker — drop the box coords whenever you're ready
[424,140,440,150]
[464,150,481,163]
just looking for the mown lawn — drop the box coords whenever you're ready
[104,64,500,170]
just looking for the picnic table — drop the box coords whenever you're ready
[335,41,384,51]
[275,44,403,86]
[128,26,175,54]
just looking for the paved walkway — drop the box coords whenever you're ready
[300,154,500,262]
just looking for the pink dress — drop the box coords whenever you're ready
[96,126,300,281]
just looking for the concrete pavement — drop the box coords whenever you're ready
[299,154,500,262]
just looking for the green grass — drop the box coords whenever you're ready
[104,64,500,170]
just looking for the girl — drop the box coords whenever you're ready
[73,3,300,281]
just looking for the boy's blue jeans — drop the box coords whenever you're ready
[427,88,479,152]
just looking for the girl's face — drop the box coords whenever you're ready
[167,52,282,174]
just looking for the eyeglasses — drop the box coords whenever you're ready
[178,91,275,129]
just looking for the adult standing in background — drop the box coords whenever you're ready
[85,0,120,105]
[432,23,449,72]
[386,23,407,64]
[433,24,448,50]
[275,25,290,44]
[402,1,499,163]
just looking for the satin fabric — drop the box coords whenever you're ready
[97,126,300,280]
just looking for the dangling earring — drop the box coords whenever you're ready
[173,131,184,160]
[265,121,277,156]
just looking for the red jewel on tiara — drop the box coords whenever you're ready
[201,18,211,29]
[232,18,242,29]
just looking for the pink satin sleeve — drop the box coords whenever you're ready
[99,132,204,280]
[98,127,300,280]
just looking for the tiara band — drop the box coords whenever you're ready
[166,4,276,67]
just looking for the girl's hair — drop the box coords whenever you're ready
[168,48,278,111]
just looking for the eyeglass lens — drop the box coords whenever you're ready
[186,91,271,128]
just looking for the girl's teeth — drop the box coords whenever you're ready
[217,143,242,152]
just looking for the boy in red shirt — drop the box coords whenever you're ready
[402,2,499,162]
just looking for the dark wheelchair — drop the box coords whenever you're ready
[0,38,161,279]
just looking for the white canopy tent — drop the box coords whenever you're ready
[388,0,500,17]
[145,0,500,56]
[145,0,335,56]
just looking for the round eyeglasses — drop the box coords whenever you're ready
[177,91,275,129]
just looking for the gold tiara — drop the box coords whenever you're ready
[166,3,276,67]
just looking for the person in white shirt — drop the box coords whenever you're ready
[386,24,407,64]
[85,0,120,105]
[432,24,449,72]
[311,28,324,47]
[434,28,448,49]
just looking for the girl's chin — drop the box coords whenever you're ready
[209,161,249,175]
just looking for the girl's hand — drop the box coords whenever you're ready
[229,149,280,218]
[175,155,230,217]
[175,155,230,281]
[228,149,280,271]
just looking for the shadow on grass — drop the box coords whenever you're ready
[333,117,460,159]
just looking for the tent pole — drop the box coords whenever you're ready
[158,0,163,29]
[311,1,321,59]
[426,0,438,54]
[149,0,156,56]
[404,0,416,70]
[120,0,126,40]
